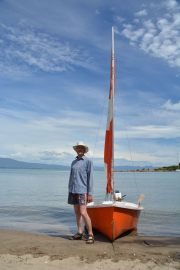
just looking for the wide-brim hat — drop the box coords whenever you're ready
[73,141,89,153]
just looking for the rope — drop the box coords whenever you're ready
[91,90,108,163]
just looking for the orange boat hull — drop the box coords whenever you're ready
[87,205,141,241]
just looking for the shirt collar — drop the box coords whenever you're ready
[76,155,85,160]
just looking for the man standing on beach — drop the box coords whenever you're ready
[68,142,94,244]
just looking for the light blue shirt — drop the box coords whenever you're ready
[68,156,93,195]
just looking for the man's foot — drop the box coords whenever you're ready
[86,234,94,244]
[69,232,85,240]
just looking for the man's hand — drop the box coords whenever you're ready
[87,194,93,203]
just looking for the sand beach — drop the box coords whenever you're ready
[0,229,179,270]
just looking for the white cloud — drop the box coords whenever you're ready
[143,20,156,31]
[121,1,180,68]
[135,9,148,17]
[162,99,180,111]
[28,114,98,130]
[121,25,145,42]
[1,104,179,165]
[115,16,125,23]
[115,91,180,140]
[0,106,100,131]
[116,124,180,139]
[165,0,178,9]
[10,148,75,165]
[0,106,100,146]
[0,23,94,76]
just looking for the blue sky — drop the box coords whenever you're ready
[0,0,180,167]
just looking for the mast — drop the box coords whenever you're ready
[104,26,115,195]
[112,26,115,194]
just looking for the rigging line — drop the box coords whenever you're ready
[124,127,140,195]
[122,124,148,219]
[115,52,142,196]
[115,81,140,198]
[91,90,108,164]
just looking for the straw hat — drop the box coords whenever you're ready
[73,141,89,153]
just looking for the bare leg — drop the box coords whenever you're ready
[73,205,83,234]
[79,205,93,236]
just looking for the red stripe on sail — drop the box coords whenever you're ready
[104,120,113,193]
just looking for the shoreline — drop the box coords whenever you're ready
[113,170,180,173]
[0,229,179,269]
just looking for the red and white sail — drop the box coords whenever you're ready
[104,27,115,194]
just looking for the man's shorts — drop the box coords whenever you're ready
[68,193,87,205]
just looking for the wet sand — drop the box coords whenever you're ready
[0,229,179,269]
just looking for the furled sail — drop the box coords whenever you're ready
[104,27,115,194]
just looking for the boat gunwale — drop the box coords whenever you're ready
[87,202,143,211]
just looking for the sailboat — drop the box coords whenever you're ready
[87,27,143,241]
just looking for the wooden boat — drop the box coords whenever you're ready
[87,27,143,241]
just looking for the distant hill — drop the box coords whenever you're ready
[154,164,180,172]
[0,157,154,171]
[113,165,154,171]
[0,158,69,170]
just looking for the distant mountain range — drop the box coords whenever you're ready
[0,158,69,170]
[0,157,154,171]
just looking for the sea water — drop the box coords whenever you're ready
[0,169,179,236]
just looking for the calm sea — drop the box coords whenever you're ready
[0,169,179,237]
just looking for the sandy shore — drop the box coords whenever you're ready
[0,229,179,269]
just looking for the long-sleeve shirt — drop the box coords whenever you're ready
[68,155,93,195]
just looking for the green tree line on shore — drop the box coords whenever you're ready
[154,164,180,172]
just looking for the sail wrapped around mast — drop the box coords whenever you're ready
[104,27,115,194]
